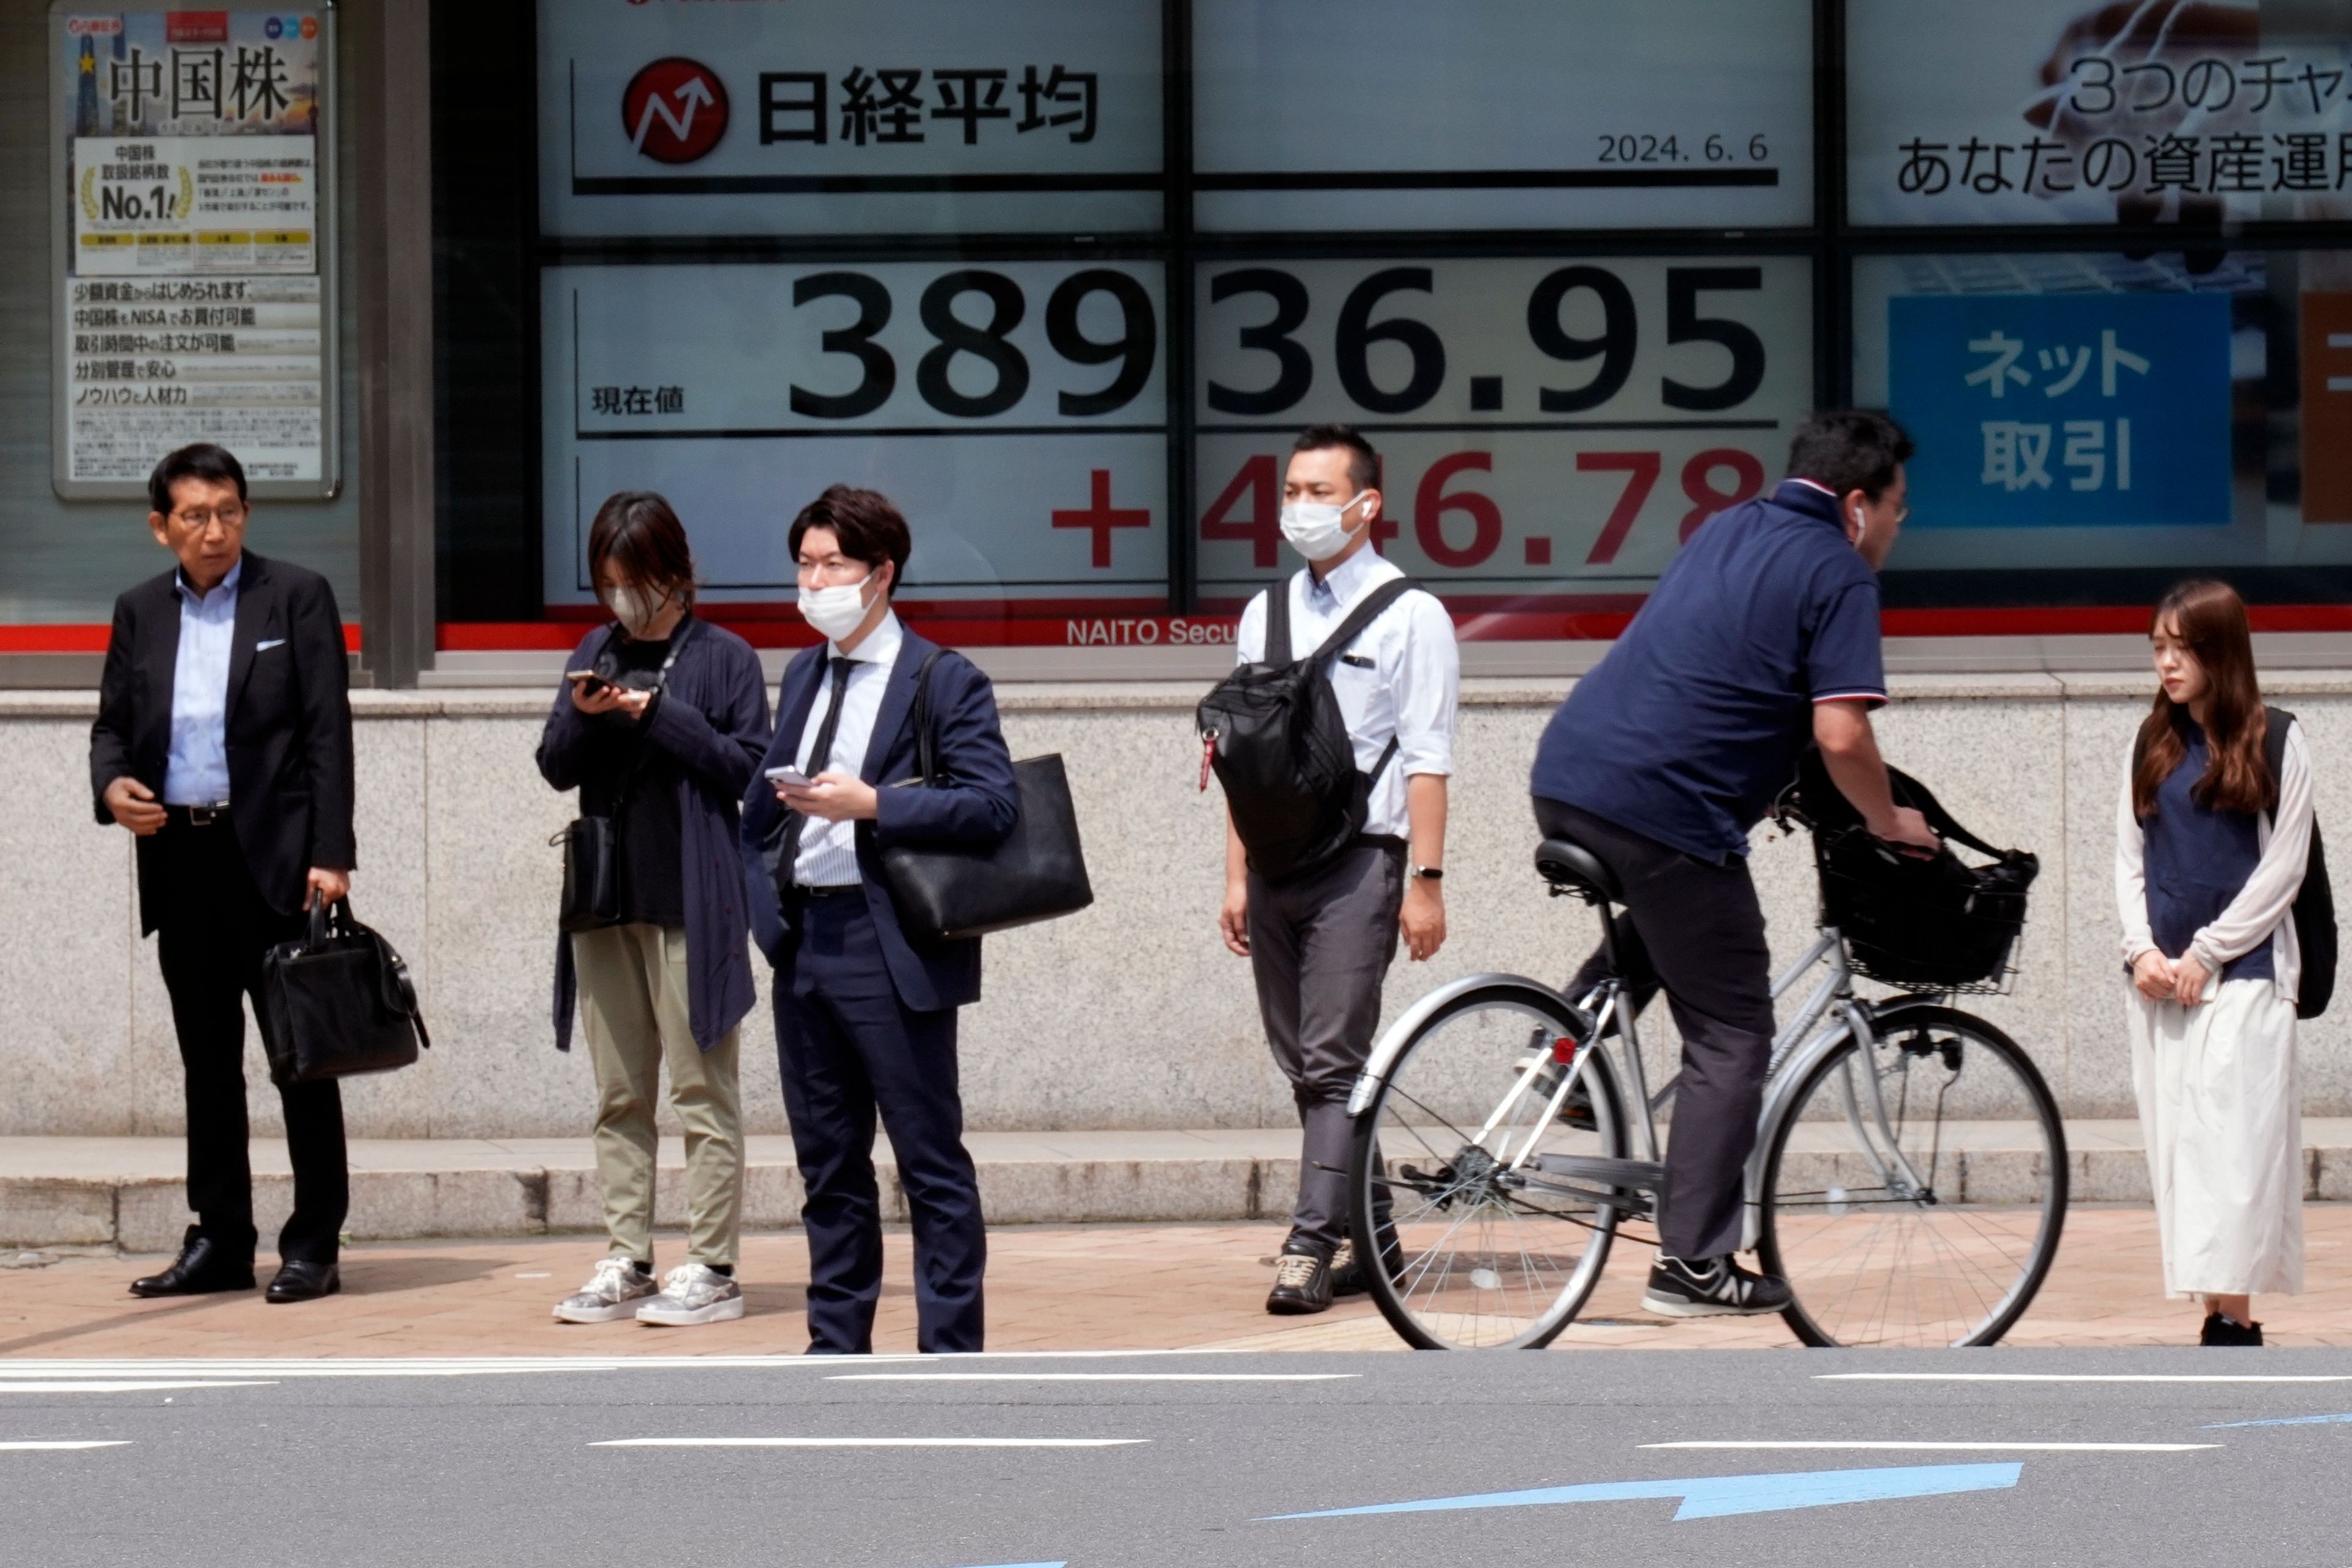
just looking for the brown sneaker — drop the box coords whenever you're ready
[1265,1249,1333,1315]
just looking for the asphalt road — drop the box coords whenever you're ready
[6,1348,2351,1566]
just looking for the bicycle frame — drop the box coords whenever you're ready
[1344,922,1943,1252]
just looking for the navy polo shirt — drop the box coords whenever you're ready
[1531,479,1887,862]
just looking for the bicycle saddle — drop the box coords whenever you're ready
[1534,837,1621,903]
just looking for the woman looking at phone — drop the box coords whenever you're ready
[537,492,770,1327]
[2117,579,2313,1347]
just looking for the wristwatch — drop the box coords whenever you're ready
[1410,865,1444,882]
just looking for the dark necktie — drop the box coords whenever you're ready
[777,655,854,895]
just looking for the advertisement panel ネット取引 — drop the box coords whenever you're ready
[542,260,1170,622]
[50,6,334,497]
[536,0,1164,236]
[1191,0,1814,231]
[1192,257,1814,621]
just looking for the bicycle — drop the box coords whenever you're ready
[1345,830,2068,1350]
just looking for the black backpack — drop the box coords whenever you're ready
[1196,573,1421,883]
[2128,706,2335,1020]
[2265,708,2335,1019]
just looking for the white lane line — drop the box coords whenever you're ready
[0,1350,1257,1379]
[592,1438,1148,1449]
[0,1441,131,1451]
[1820,1374,2352,1385]
[1645,1441,2215,1453]
[827,1373,1358,1384]
[0,1381,277,1394]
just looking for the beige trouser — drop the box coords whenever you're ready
[573,923,743,1268]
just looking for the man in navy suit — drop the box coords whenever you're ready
[742,484,1018,1354]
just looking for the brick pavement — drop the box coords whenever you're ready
[3,1207,2348,1359]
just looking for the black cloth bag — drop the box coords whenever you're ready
[1780,748,2040,990]
[554,623,690,932]
[876,651,1095,943]
[260,897,432,1086]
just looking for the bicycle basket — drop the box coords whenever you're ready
[1777,748,2040,993]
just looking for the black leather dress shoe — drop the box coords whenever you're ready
[129,1233,255,1298]
[266,1260,341,1304]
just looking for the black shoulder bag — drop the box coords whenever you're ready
[554,622,690,932]
[260,897,432,1086]
[1196,573,1421,883]
[876,651,1095,943]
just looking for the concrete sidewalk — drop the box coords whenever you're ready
[4,1208,2351,1357]
[9,1121,2352,1251]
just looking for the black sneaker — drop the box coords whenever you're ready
[1329,1229,1402,1298]
[2200,1312,2264,1346]
[1641,1254,1793,1318]
[1265,1247,1333,1316]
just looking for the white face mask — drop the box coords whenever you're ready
[797,572,876,643]
[1279,491,1371,564]
[606,583,672,637]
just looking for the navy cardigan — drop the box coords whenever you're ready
[538,616,772,1051]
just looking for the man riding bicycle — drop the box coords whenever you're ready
[1529,410,1940,1319]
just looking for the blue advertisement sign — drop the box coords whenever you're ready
[1888,293,2232,528]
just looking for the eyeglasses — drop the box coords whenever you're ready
[170,507,246,530]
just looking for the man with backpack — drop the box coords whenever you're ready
[1205,424,1460,1316]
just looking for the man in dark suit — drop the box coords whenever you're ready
[740,484,1018,1354]
[90,442,357,1305]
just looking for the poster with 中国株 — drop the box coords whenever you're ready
[55,8,331,495]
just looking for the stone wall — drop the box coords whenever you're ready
[7,673,2350,1137]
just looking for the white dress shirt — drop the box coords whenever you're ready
[162,557,241,805]
[790,609,904,888]
[1234,548,1460,839]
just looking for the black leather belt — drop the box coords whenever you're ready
[791,883,861,899]
[165,804,231,827]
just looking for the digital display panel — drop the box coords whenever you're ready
[543,260,1170,616]
[1192,0,1814,232]
[1191,257,1814,612]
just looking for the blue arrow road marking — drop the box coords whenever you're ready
[2206,1412,2352,1428]
[1262,1463,2023,1523]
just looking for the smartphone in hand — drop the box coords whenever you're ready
[765,764,813,789]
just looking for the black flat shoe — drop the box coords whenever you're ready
[129,1232,255,1298]
[2200,1311,2264,1346]
[266,1260,341,1304]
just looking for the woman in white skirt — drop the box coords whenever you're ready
[2117,579,2312,1348]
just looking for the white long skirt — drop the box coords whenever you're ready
[2128,976,2304,1298]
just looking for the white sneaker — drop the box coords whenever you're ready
[635,1262,745,1327]
[552,1256,659,1324]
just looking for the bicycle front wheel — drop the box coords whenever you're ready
[1350,981,1627,1350]
[1758,1005,2067,1348]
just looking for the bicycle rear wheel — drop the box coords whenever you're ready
[1350,981,1627,1349]
[1757,1005,2067,1348]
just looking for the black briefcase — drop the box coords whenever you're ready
[876,652,1095,943]
[259,897,432,1086]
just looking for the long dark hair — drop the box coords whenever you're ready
[2132,579,2269,818]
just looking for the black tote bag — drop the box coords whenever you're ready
[260,897,432,1086]
[554,624,690,932]
[875,651,1095,943]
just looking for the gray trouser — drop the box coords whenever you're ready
[1246,841,1406,1256]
